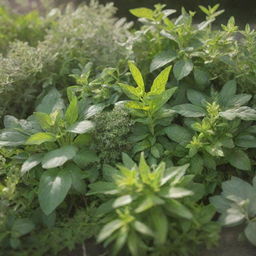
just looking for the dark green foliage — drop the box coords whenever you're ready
[1,1,256,255]
[93,107,134,164]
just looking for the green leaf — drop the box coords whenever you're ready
[135,195,164,213]
[129,7,154,19]
[190,154,204,175]
[128,61,144,92]
[235,134,256,148]
[12,219,35,237]
[34,112,53,130]
[219,80,237,105]
[88,182,117,195]
[122,153,136,169]
[21,153,44,175]
[119,83,143,100]
[162,187,193,198]
[151,208,168,244]
[4,115,20,129]
[173,104,205,117]
[161,164,189,185]
[65,97,78,125]
[42,145,78,169]
[221,177,255,203]
[149,66,172,95]
[64,163,86,193]
[227,150,251,171]
[0,130,28,146]
[150,50,177,72]
[139,153,150,183]
[26,132,56,145]
[219,207,245,226]
[166,199,193,219]
[210,196,230,212]
[97,220,123,242]
[193,68,210,88]
[103,164,119,182]
[187,89,207,106]
[36,88,65,114]
[133,221,154,237]
[220,106,256,121]
[112,228,128,256]
[227,94,252,107]
[73,149,99,168]
[74,133,92,146]
[67,120,94,134]
[113,195,133,208]
[150,87,177,112]
[38,168,72,215]
[165,124,192,146]
[173,59,193,81]
[245,222,256,246]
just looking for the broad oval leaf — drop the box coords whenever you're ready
[245,222,256,246]
[187,89,208,106]
[235,134,256,148]
[42,145,78,169]
[193,68,210,88]
[38,168,72,215]
[219,80,237,106]
[173,104,205,117]
[73,149,99,168]
[227,150,251,171]
[67,120,95,134]
[21,153,44,175]
[165,124,192,146]
[0,130,28,146]
[173,59,193,81]
[150,50,177,72]
[12,218,35,237]
[36,88,65,114]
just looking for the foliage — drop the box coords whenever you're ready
[1,1,256,256]
[210,177,256,246]
[93,107,134,164]
[0,0,133,121]
[0,88,100,215]
[90,153,219,256]
[120,62,176,163]
[0,6,51,53]
[131,4,256,94]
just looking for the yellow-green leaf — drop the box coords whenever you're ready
[129,8,154,19]
[128,62,145,92]
[26,132,56,145]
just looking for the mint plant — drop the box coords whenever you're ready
[119,62,176,162]
[90,153,219,256]
[210,177,256,246]
[0,88,99,215]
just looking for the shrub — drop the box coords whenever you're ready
[0,1,133,122]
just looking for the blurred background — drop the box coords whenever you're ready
[0,0,255,26]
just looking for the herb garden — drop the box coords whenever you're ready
[1,1,256,255]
